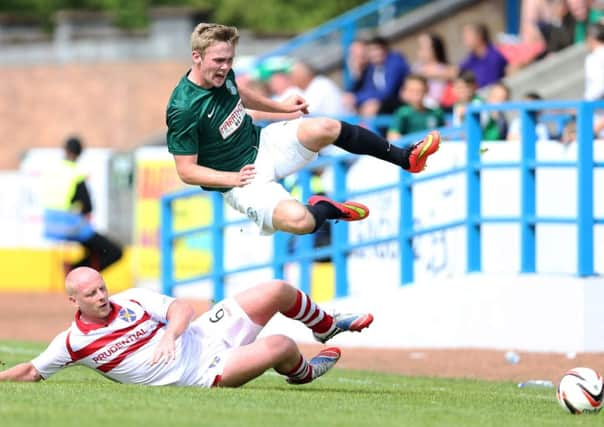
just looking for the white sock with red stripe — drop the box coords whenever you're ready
[283,290,334,334]
[281,355,312,383]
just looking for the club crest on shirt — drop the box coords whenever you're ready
[225,79,237,95]
[208,355,221,369]
[119,307,137,323]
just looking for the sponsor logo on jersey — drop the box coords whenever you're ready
[219,99,246,139]
[91,327,147,363]
[119,308,137,323]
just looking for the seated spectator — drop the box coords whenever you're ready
[452,71,485,127]
[507,92,551,142]
[346,36,410,117]
[483,82,511,140]
[585,22,604,137]
[538,0,576,55]
[452,71,503,140]
[289,61,352,117]
[412,32,455,108]
[585,22,604,101]
[459,23,508,88]
[345,39,369,92]
[387,74,445,142]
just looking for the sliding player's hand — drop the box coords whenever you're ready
[150,334,176,366]
[235,164,256,187]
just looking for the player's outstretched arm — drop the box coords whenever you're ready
[173,155,255,188]
[0,361,43,382]
[247,109,304,122]
[239,84,308,114]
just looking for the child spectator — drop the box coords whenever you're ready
[387,74,445,142]
[452,71,484,127]
[507,92,551,142]
[452,71,503,140]
[484,82,511,140]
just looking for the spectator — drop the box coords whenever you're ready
[584,22,604,101]
[483,82,511,140]
[42,137,123,273]
[459,23,508,88]
[585,22,604,137]
[289,61,351,117]
[538,0,576,55]
[452,71,503,140]
[451,71,484,127]
[345,39,369,92]
[412,32,455,108]
[507,92,551,142]
[387,74,445,142]
[347,36,410,117]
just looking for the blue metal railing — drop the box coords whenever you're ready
[160,100,604,298]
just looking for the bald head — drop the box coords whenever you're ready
[65,267,103,296]
[291,62,315,90]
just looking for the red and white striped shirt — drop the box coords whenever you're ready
[31,288,204,386]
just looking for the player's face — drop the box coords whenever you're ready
[195,42,235,88]
[73,276,111,321]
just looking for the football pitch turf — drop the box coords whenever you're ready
[0,341,600,427]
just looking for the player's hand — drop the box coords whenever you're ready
[235,164,256,187]
[281,94,309,115]
[150,334,176,366]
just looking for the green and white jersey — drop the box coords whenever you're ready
[166,69,261,192]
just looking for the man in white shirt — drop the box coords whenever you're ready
[584,22,604,101]
[290,61,352,118]
[0,267,373,387]
[585,22,604,137]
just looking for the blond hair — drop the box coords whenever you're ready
[191,23,240,57]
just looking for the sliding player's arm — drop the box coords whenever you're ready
[172,154,255,188]
[0,362,42,382]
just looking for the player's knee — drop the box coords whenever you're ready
[265,335,298,359]
[274,202,314,234]
[314,118,340,140]
[286,209,314,234]
[267,280,290,298]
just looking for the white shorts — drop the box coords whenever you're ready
[190,298,262,387]
[223,118,318,235]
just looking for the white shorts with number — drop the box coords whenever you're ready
[223,118,318,235]
[189,298,262,387]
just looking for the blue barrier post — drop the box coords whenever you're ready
[400,170,414,284]
[466,110,482,272]
[576,101,594,276]
[333,159,349,297]
[520,109,537,272]
[160,197,175,296]
[505,0,520,34]
[210,191,225,302]
[272,232,286,280]
[340,22,357,91]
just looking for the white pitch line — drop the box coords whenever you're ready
[0,345,40,356]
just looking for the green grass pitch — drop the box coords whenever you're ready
[0,340,601,427]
